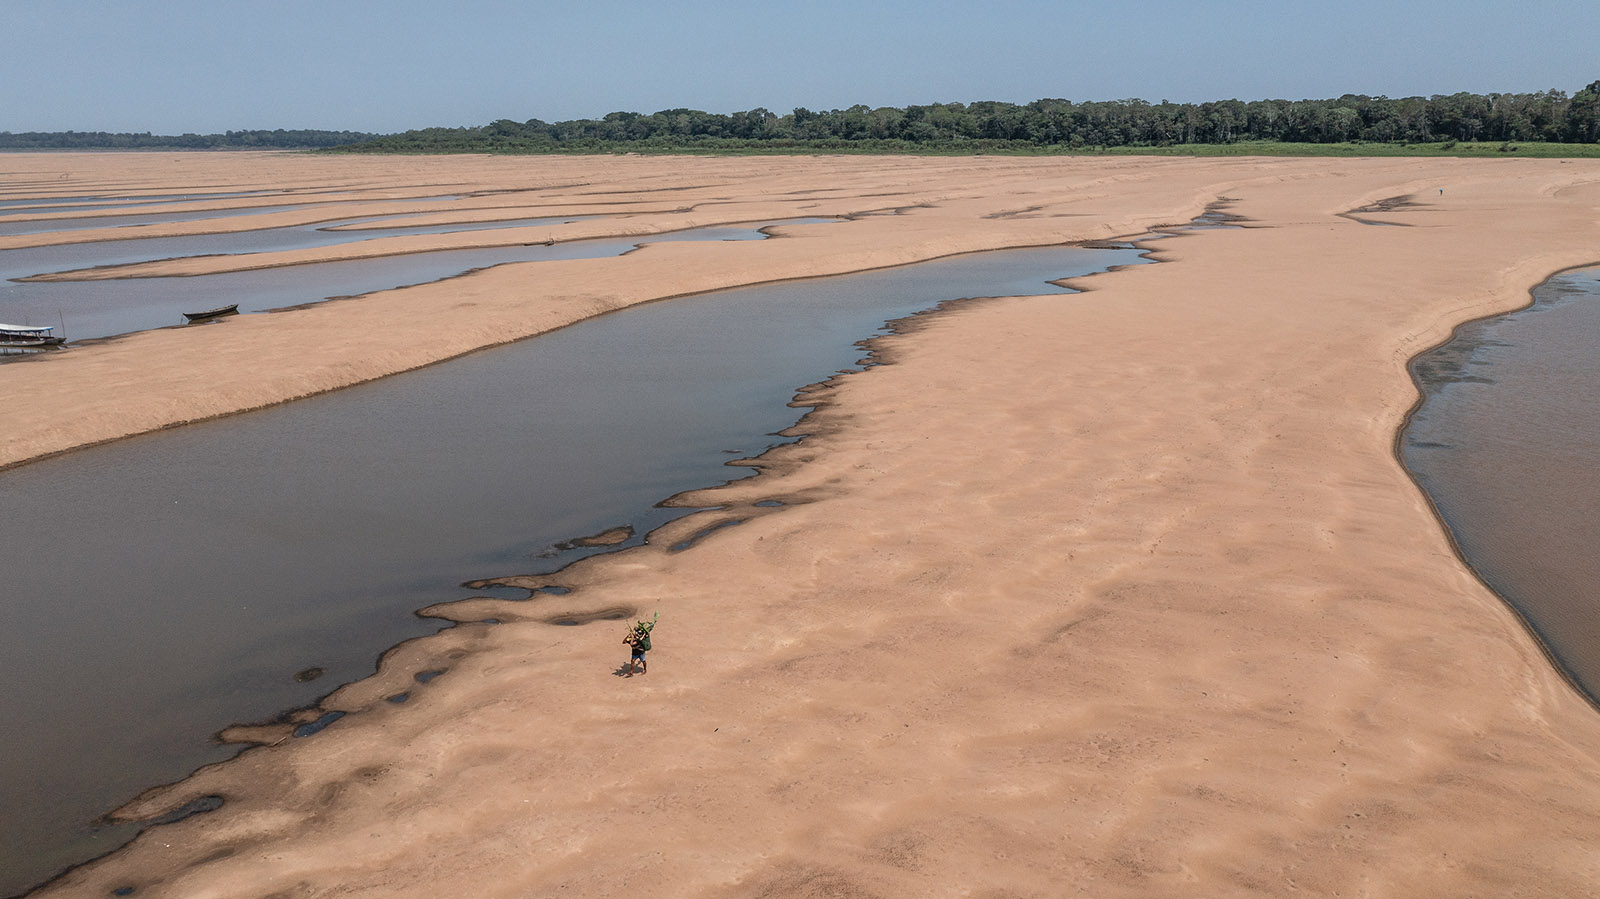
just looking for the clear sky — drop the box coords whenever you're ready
[3,0,1597,134]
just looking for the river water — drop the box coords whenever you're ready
[1403,265,1600,703]
[0,233,1146,895]
[0,204,318,237]
[0,215,826,342]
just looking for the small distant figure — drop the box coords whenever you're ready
[623,613,658,676]
[1439,188,1445,195]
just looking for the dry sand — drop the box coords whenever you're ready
[8,152,1600,896]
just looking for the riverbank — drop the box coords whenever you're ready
[1403,264,1600,703]
[11,153,1600,896]
[0,243,1144,896]
[0,152,1223,470]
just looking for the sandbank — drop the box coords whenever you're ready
[7,152,1600,896]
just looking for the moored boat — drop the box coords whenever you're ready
[182,303,239,322]
[0,323,64,347]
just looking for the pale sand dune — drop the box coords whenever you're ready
[9,153,1600,896]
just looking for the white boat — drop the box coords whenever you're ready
[0,323,64,347]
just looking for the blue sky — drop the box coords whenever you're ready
[3,0,1597,134]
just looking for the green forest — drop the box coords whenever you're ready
[5,82,1598,154]
[335,82,1600,155]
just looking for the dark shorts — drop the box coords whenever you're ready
[631,648,647,661]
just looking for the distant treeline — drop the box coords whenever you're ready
[0,129,379,150]
[334,82,1600,153]
[7,84,1598,154]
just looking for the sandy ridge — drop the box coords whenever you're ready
[0,154,1239,471]
[9,153,1600,897]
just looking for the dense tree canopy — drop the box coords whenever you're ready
[332,84,1600,154]
[5,84,1597,153]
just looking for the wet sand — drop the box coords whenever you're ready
[0,243,1142,896]
[8,153,1600,896]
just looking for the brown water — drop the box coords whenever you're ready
[0,242,1147,896]
[1403,265,1600,702]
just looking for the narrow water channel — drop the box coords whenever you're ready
[0,190,289,212]
[0,188,465,235]
[1403,264,1600,702]
[0,242,1146,896]
[0,204,317,237]
[0,217,832,343]
[2,212,590,269]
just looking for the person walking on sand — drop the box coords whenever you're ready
[623,613,657,676]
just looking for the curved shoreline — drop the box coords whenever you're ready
[13,215,839,281]
[0,192,494,247]
[101,248,1160,817]
[1394,261,1600,713]
[0,153,1233,476]
[2,239,1155,896]
[11,153,1600,898]
[0,218,841,349]
[0,224,1200,474]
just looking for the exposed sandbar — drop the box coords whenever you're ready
[9,153,1600,897]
